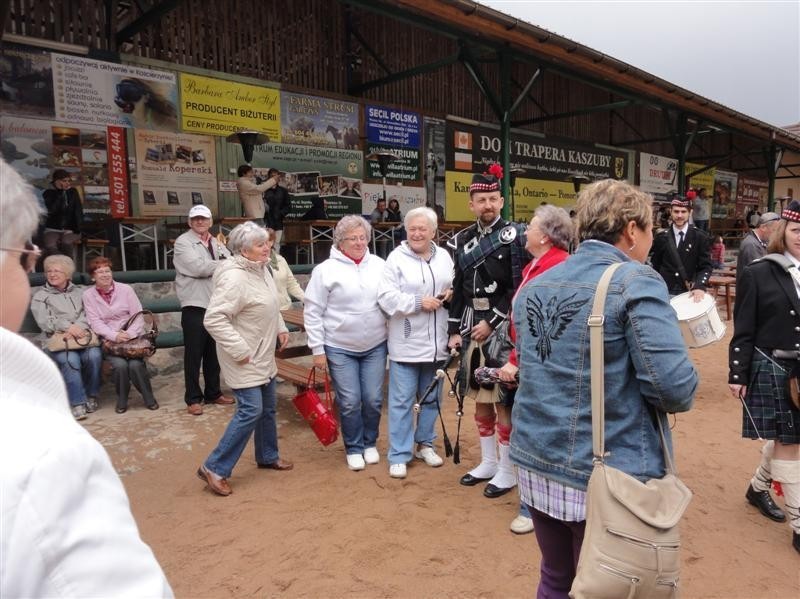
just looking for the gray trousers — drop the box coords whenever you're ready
[107,356,156,410]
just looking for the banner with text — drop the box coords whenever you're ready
[52,53,177,130]
[639,152,678,201]
[362,183,427,216]
[280,91,359,148]
[1,115,117,217]
[133,129,217,217]
[685,162,716,197]
[365,143,421,182]
[1,42,55,118]
[366,104,421,147]
[446,121,629,183]
[423,116,446,217]
[736,176,767,216]
[180,73,280,139]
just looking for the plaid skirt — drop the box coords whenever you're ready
[743,353,800,443]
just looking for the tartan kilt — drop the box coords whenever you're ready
[743,354,800,443]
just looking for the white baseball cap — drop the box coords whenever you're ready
[188,205,212,219]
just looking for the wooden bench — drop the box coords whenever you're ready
[275,358,324,389]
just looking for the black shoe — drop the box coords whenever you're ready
[460,473,493,487]
[484,483,514,499]
[793,532,800,555]
[746,484,786,522]
[147,402,159,411]
[115,406,127,414]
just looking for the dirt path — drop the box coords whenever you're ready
[87,328,799,598]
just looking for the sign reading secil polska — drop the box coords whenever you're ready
[365,104,421,148]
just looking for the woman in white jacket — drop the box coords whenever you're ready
[304,215,387,471]
[197,222,292,496]
[378,207,453,478]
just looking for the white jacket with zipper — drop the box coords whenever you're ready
[304,246,387,355]
[377,241,453,363]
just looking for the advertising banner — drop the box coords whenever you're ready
[713,169,739,218]
[133,129,217,217]
[106,126,130,218]
[51,53,177,130]
[445,121,628,183]
[225,142,364,219]
[736,176,768,217]
[366,104,421,147]
[180,73,280,139]
[361,183,427,216]
[686,162,716,197]
[280,91,359,148]
[365,143,420,182]
[639,152,678,201]
[0,115,116,217]
[0,42,55,118]
[423,116,446,217]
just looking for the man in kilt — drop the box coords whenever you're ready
[729,199,800,555]
[447,164,529,502]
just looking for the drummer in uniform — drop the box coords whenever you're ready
[447,164,529,499]
[650,194,712,301]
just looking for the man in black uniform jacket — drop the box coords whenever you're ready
[263,169,291,253]
[447,164,529,501]
[650,195,712,301]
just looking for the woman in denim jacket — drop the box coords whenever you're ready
[510,179,698,598]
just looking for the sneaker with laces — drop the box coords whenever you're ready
[346,454,366,471]
[415,446,444,467]
[85,397,98,413]
[389,463,407,479]
[364,446,380,464]
[71,404,88,420]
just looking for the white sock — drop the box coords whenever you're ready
[487,443,517,490]
[750,441,775,493]
[468,434,498,479]
[772,459,800,534]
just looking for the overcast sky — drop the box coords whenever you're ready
[481,1,800,128]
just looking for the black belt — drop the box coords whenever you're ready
[771,349,800,360]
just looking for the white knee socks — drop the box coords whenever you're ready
[468,434,498,479]
[750,441,776,493]
[487,443,517,490]
[771,459,800,534]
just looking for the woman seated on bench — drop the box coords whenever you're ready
[30,254,102,421]
[83,257,159,414]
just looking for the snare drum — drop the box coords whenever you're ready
[669,292,726,348]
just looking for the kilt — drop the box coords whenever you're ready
[743,353,800,443]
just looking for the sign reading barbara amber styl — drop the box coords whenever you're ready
[180,73,280,139]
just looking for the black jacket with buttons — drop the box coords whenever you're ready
[43,187,83,232]
[650,225,712,294]
[729,258,800,384]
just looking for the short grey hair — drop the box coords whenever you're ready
[534,205,575,251]
[227,221,268,255]
[43,254,76,279]
[0,159,42,265]
[404,206,438,231]
[333,215,371,247]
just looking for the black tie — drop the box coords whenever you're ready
[678,230,685,251]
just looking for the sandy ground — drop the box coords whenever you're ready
[84,327,800,598]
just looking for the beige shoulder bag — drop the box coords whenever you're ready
[570,263,693,599]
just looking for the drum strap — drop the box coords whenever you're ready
[666,229,691,291]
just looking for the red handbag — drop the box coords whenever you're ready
[292,368,339,446]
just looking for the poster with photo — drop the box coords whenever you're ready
[52,53,178,130]
[280,91,359,148]
[0,115,118,217]
[0,42,55,117]
[423,117,446,217]
[713,169,739,218]
[735,175,767,217]
[133,129,217,216]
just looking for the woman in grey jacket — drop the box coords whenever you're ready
[378,207,453,478]
[30,254,101,420]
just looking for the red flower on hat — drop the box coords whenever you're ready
[487,163,504,180]
[686,190,697,200]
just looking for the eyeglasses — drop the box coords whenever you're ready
[0,241,41,273]
[342,235,369,243]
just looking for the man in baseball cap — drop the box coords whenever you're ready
[173,205,233,416]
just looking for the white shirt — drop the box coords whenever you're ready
[673,224,689,246]
[0,327,173,598]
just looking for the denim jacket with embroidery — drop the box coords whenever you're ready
[510,240,698,490]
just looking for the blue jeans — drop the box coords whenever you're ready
[205,379,279,478]
[47,347,102,407]
[387,360,440,464]
[325,342,387,454]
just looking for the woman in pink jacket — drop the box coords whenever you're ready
[83,257,158,413]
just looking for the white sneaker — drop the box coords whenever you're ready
[510,515,534,535]
[415,446,444,467]
[71,404,87,421]
[389,463,407,478]
[346,454,366,471]
[364,447,380,464]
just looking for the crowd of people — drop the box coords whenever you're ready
[2,152,798,598]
